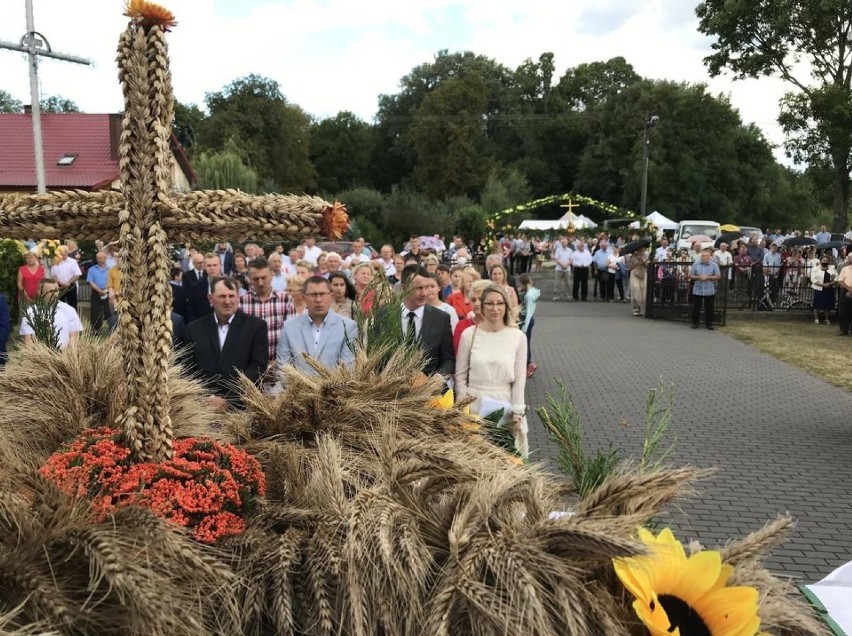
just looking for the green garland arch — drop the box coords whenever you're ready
[489,193,640,227]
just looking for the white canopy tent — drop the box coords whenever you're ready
[518,219,572,231]
[518,213,598,232]
[628,211,677,231]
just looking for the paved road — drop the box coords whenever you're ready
[522,284,852,583]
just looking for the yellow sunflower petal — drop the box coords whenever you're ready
[614,557,655,603]
[430,389,454,410]
[677,550,724,600]
[632,594,676,636]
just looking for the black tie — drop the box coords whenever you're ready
[407,311,417,339]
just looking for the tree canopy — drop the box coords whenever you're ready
[696,0,852,231]
[173,52,826,246]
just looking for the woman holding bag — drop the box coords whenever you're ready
[455,284,529,459]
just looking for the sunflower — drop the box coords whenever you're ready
[613,528,764,636]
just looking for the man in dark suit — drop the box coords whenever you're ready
[169,266,188,321]
[182,276,268,411]
[182,251,205,289]
[185,252,221,323]
[401,265,455,379]
[216,242,235,275]
[0,292,10,366]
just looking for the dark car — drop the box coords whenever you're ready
[317,241,378,259]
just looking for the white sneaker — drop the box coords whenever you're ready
[815,319,820,325]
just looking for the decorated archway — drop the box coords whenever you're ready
[487,193,640,233]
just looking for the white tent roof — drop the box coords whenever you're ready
[518,212,598,232]
[628,211,677,231]
[518,219,572,231]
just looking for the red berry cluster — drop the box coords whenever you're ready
[40,427,266,543]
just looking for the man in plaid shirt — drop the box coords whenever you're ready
[241,258,296,366]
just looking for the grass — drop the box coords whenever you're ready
[721,316,852,392]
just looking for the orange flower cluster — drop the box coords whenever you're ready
[40,427,266,543]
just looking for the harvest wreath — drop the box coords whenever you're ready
[0,1,828,634]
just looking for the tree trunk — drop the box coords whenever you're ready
[831,148,850,233]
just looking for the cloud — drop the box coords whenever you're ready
[0,0,794,162]
[577,1,642,36]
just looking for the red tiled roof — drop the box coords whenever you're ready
[0,113,119,189]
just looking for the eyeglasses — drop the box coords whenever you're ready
[483,301,506,308]
[305,292,330,298]
[821,262,830,266]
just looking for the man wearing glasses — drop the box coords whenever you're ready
[276,275,357,376]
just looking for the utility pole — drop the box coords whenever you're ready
[640,114,660,217]
[0,0,91,193]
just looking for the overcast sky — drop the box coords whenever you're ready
[1,0,792,161]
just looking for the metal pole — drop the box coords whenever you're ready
[25,0,46,194]
[640,114,660,217]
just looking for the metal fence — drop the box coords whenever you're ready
[645,264,836,325]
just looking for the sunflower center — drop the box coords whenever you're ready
[657,595,711,636]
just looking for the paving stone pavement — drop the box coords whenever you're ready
[521,280,852,584]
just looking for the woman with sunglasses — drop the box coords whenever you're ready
[810,255,838,325]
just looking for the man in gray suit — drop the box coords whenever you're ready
[276,275,358,376]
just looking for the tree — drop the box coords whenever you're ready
[198,74,315,192]
[0,90,22,113]
[311,111,374,193]
[194,138,259,192]
[408,73,491,198]
[696,0,852,232]
[40,95,79,113]
[0,92,79,113]
[173,100,205,152]
[371,50,515,192]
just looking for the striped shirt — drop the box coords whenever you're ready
[240,291,295,361]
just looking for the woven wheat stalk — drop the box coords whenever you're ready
[0,0,348,462]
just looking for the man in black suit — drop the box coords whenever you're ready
[182,276,268,411]
[182,251,205,289]
[401,265,455,379]
[185,252,221,323]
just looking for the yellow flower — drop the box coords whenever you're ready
[613,528,763,636]
[429,389,470,416]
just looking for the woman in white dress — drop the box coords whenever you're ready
[455,284,529,458]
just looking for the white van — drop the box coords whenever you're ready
[674,220,721,252]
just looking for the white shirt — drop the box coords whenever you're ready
[655,246,669,261]
[379,258,396,276]
[401,304,425,338]
[51,258,82,285]
[553,244,573,271]
[570,249,592,268]
[20,300,82,348]
[310,314,329,352]
[303,245,322,266]
[214,313,234,349]
[271,273,287,293]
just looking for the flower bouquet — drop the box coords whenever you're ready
[40,426,266,543]
[34,238,61,264]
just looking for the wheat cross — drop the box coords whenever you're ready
[0,2,346,462]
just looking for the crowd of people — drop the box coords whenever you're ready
[530,228,852,333]
[1,234,541,458]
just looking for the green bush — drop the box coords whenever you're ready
[0,239,26,323]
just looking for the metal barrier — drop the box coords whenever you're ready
[645,263,837,325]
[646,261,728,325]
